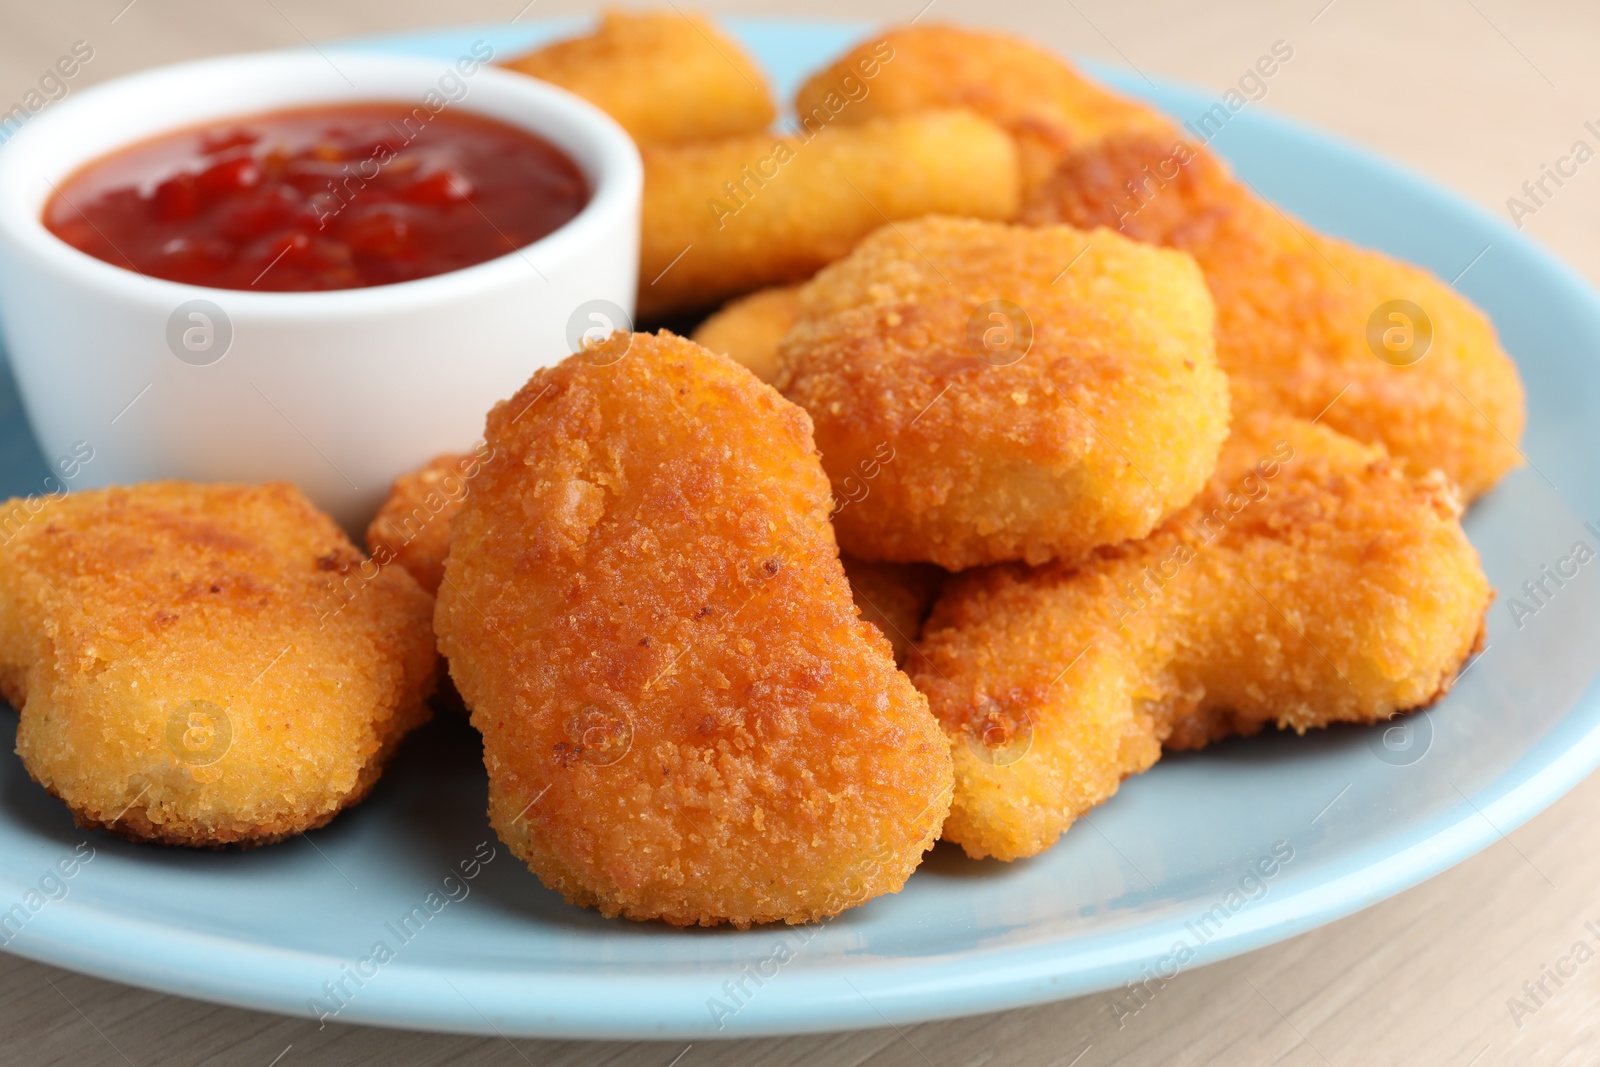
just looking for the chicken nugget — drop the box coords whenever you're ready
[366,449,499,721]
[366,446,494,595]
[435,331,953,927]
[364,452,936,675]
[775,215,1230,570]
[839,557,945,667]
[912,415,1490,860]
[795,24,1171,197]
[690,284,803,383]
[501,9,775,145]
[1024,133,1526,499]
[0,483,436,847]
[638,110,1019,317]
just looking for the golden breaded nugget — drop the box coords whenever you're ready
[776,216,1229,570]
[366,446,494,595]
[638,110,1019,317]
[1025,133,1526,499]
[0,483,436,847]
[501,10,775,145]
[912,415,1490,860]
[795,24,1171,197]
[435,331,952,927]
[840,557,945,667]
[690,284,802,383]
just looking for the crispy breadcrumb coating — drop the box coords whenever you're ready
[1024,133,1526,499]
[794,24,1171,197]
[501,10,775,145]
[638,110,1019,317]
[434,331,952,927]
[775,216,1230,570]
[912,415,1490,861]
[366,447,493,596]
[839,557,946,667]
[0,483,436,847]
[690,284,803,383]
[367,452,936,673]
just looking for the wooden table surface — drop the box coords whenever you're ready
[3,1,1598,1064]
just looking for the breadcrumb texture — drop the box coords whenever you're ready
[366,447,497,596]
[839,557,946,667]
[912,415,1490,861]
[1024,133,1526,499]
[434,331,953,927]
[775,216,1230,570]
[0,483,437,847]
[794,23,1172,197]
[501,9,775,145]
[638,110,1019,317]
[691,284,803,384]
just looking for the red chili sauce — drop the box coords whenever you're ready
[43,104,589,291]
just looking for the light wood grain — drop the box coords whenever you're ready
[2,1,1598,1064]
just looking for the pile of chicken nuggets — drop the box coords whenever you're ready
[0,14,1521,928]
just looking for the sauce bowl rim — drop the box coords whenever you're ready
[0,47,643,312]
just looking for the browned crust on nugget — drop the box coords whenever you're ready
[60,706,412,849]
[0,483,437,848]
[501,9,776,145]
[690,284,804,384]
[1024,132,1527,499]
[435,331,953,927]
[776,216,1229,569]
[912,415,1491,860]
[795,23,1172,197]
[637,110,1020,317]
[366,448,496,595]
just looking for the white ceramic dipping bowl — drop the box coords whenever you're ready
[0,48,641,529]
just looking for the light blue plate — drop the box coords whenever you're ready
[1,18,1597,1041]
